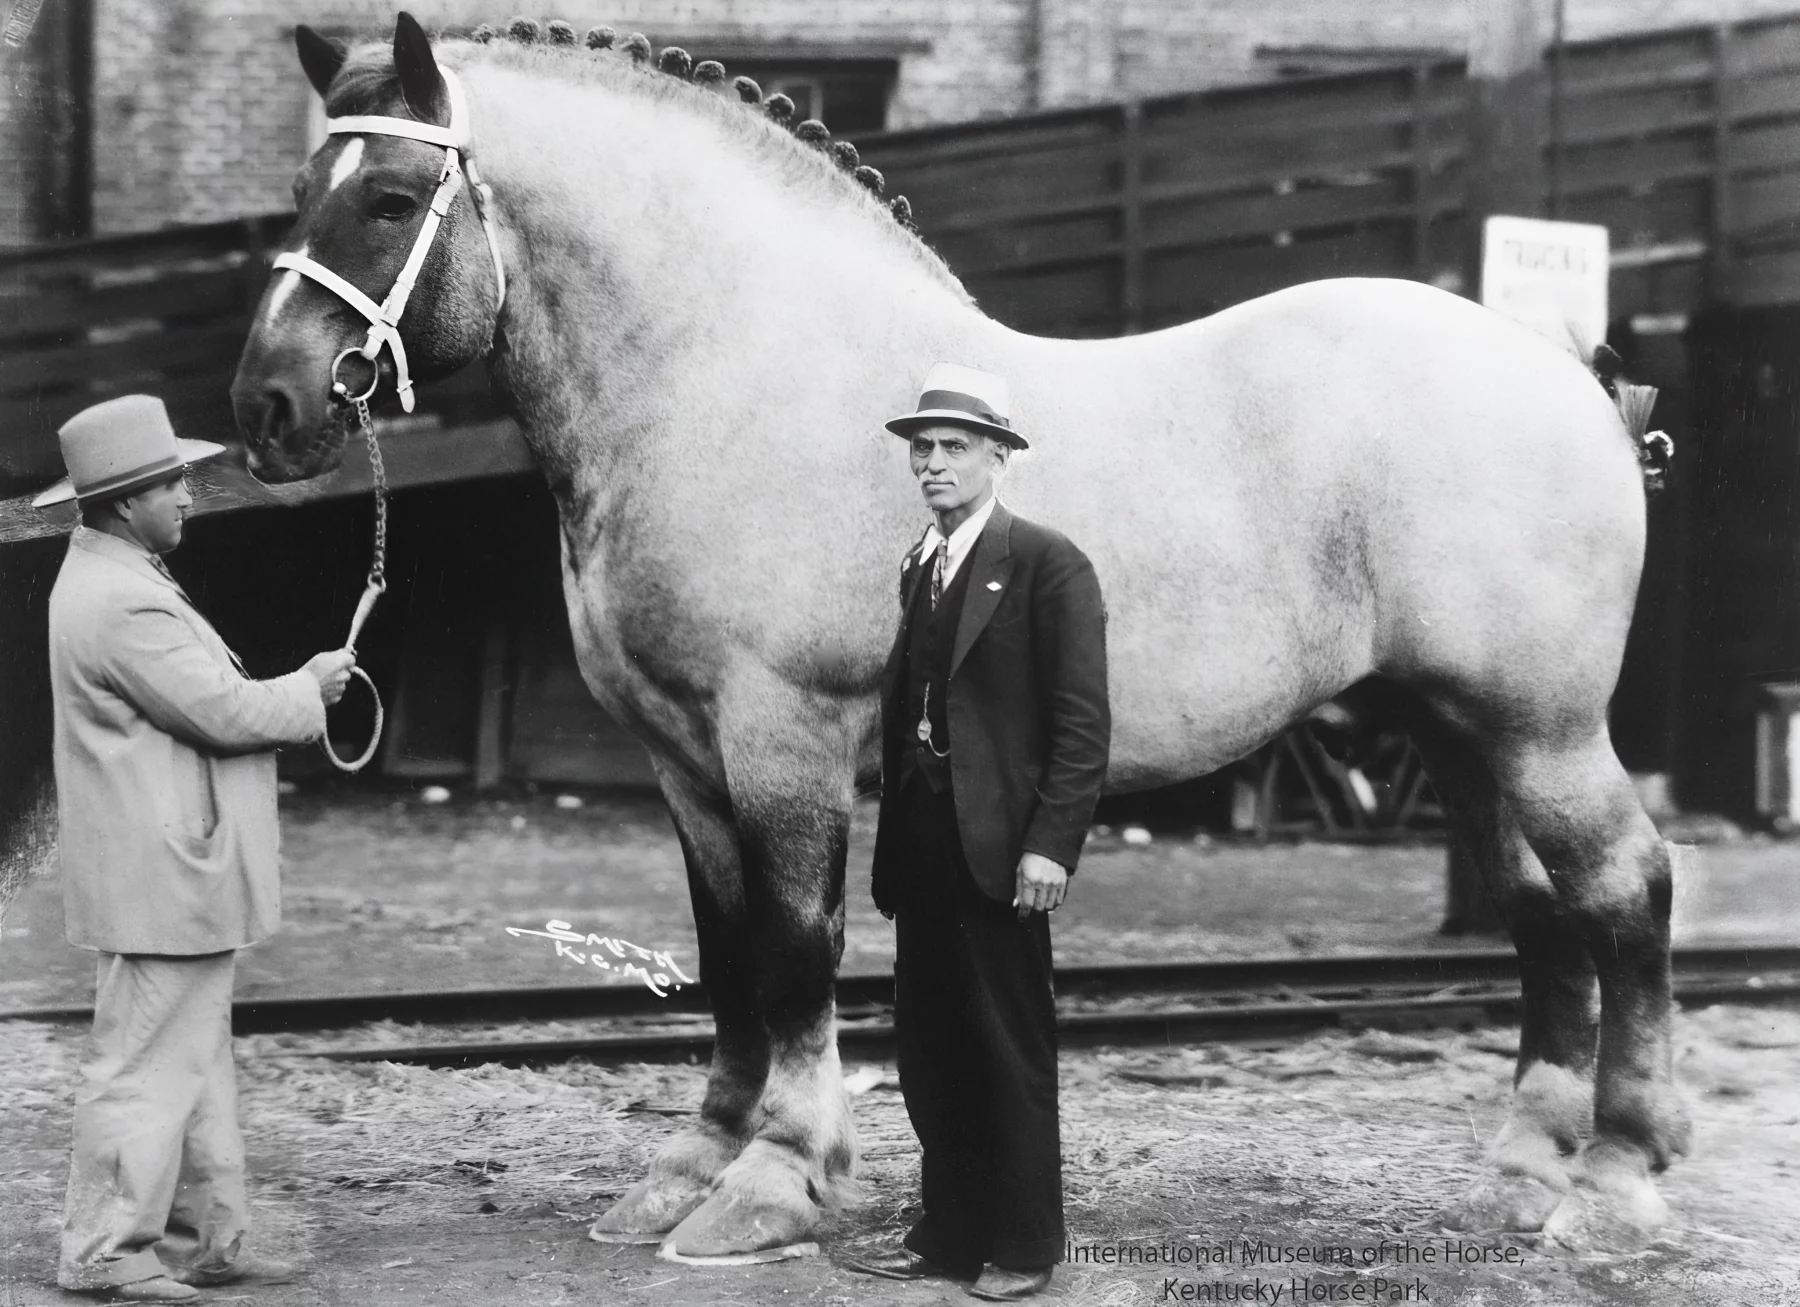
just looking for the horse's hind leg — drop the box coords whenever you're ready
[1414,722,1597,1233]
[591,759,768,1241]
[1487,726,1690,1251]
[662,685,859,1258]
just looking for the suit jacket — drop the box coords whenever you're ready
[872,502,1110,911]
[48,526,326,954]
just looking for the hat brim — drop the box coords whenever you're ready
[885,411,1030,450]
[32,438,228,509]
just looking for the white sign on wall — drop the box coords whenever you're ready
[1480,215,1610,354]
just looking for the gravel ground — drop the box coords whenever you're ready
[2,791,1797,1306]
[2,789,1794,1011]
[1,1006,1796,1307]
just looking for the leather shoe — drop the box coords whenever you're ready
[169,1254,299,1287]
[840,1247,947,1281]
[75,1277,200,1303]
[967,1263,1054,1301]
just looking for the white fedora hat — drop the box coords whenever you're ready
[32,395,226,508]
[885,361,1029,450]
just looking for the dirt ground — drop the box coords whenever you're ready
[3,792,1799,1306]
[3,789,1797,1010]
[2,1006,1798,1307]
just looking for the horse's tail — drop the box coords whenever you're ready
[1588,341,1673,497]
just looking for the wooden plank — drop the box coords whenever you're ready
[1555,59,1711,102]
[1555,83,1714,149]
[1723,244,1800,306]
[0,213,289,272]
[1147,112,1413,181]
[963,264,1120,332]
[0,418,536,546]
[1609,254,1707,319]
[0,321,251,394]
[1141,173,1441,251]
[0,267,251,344]
[859,115,1116,173]
[1142,69,1425,143]
[1561,182,1711,255]
[1725,74,1800,123]
[1731,169,1800,239]
[1731,119,1800,174]
[1556,133,1714,195]
[1557,28,1714,92]
[1141,225,1416,316]
[931,213,1121,279]
[884,137,1121,228]
[1727,15,1800,81]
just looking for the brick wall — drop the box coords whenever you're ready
[86,0,1800,234]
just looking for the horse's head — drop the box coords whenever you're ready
[232,13,501,482]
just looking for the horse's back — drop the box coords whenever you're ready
[995,278,1644,785]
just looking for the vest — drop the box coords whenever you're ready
[898,544,975,794]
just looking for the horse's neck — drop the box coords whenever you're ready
[468,66,981,519]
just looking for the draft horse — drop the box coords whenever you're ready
[230,13,1687,1260]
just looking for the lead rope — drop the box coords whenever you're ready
[321,379,388,773]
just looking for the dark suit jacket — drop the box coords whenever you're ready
[872,501,1110,912]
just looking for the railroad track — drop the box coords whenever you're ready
[7,946,1797,1069]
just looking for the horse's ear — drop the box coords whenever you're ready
[295,25,346,99]
[392,11,448,124]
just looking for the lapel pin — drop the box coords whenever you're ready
[986,581,1002,591]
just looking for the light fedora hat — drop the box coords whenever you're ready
[885,361,1029,450]
[32,394,225,508]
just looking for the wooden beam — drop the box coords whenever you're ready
[1464,0,1550,295]
[1119,100,1144,334]
[0,418,536,547]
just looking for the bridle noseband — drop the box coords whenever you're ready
[273,67,507,413]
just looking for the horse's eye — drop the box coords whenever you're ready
[371,193,418,221]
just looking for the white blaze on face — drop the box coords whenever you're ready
[327,135,365,192]
[258,242,308,328]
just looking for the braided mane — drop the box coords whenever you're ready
[322,18,963,295]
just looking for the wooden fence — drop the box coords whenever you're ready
[6,11,1800,503]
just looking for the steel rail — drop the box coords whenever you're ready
[231,946,1800,1070]
[5,946,1796,1040]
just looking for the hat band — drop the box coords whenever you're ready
[75,452,185,502]
[915,389,1012,429]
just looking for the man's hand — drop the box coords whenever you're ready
[302,649,357,706]
[1013,851,1069,920]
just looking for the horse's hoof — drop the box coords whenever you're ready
[1542,1146,1671,1254]
[660,1144,820,1258]
[1438,1169,1567,1233]
[589,1173,711,1241]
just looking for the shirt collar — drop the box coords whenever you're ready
[918,491,1000,564]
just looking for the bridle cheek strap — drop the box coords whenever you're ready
[270,67,506,415]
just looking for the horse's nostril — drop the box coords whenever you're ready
[261,387,295,445]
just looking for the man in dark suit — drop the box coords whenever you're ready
[847,364,1109,1302]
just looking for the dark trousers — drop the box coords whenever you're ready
[892,777,1063,1273]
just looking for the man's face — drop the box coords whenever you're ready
[116,472,193,554]
[909,424,1008,515]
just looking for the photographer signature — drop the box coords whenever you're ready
[505,920,697,996]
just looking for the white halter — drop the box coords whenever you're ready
[273,67,507,413]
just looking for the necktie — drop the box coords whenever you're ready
[930,540,947,610]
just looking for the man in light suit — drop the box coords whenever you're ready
[847,365,1110,1302]
[34,395,355,1303]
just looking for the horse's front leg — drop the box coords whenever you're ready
[661,684,860,1259]
[590,758,770,1242]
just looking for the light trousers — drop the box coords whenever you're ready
[58,950,247,1290]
